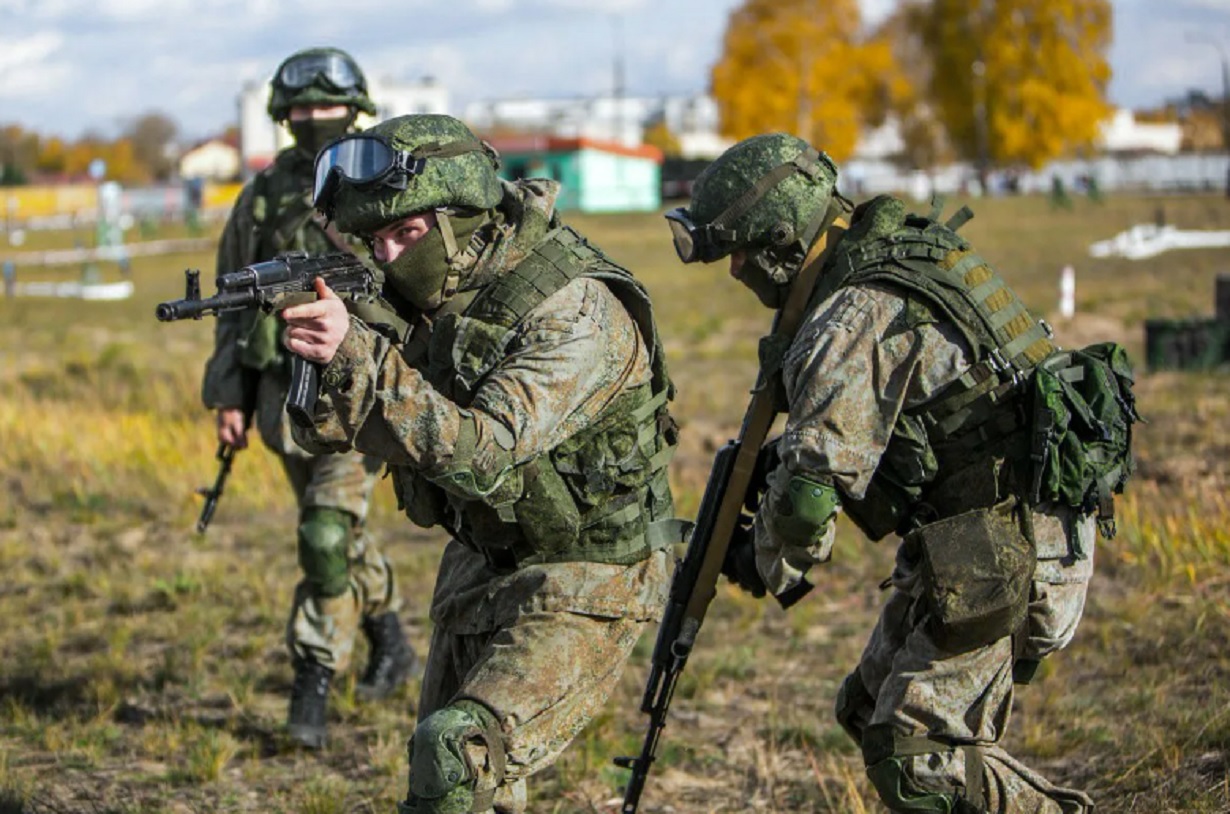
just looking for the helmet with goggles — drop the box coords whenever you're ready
[313,114,503,236]
[666,133,838,266]
[267,47,378,122]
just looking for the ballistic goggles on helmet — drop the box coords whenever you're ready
[278,51,363,91]
[666,146,835,264]
[665,207,740,264]
[313,132,496,215]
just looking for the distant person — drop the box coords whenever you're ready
[282,113,684,813]
[664,132,1138,813]
[1049,175,1073,210]
[200,47,418,750]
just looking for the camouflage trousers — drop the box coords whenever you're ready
[840,509,1097,813]
[279,448,402,674]
[417,609,649,814]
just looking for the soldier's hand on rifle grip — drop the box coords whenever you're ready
[282,277,349,365]
[720,517,767,598]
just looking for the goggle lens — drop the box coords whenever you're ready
[280,52,361,90]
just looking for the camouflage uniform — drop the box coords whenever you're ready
[667,133,1121,813]
[758,279,1095,813]
[201,146,401,675]
[298,133,679,812]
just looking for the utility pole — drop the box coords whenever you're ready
[1187,34,1230,198]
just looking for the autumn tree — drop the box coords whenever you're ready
[872,5,956,171]
[123,111,179,181]
[710,0,910,162]
[910,0,1112,176]
[643,119,682,157]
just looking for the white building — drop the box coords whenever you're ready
[463,92,731,159]
[1097,108,1183,155]
[238,77,450,176]
[178,138,242,182]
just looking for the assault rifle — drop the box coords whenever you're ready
[156,250,379,427]
[615,216,848,814]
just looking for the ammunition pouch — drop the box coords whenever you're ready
[906,497,1035,653]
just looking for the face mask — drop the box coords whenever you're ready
[378,211,490,312]
[379,228,452,312]
[289,115,354,157]
[736,250,791,309]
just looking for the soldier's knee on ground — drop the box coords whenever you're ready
[862,724,985,814]
[399,700,506,814]
[834,670,876,746]
[298,507,355,598]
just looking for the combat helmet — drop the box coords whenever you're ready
[312,114,504,312]
[267,47,378,122]
[666,133,838,274]
[312,114,503,235]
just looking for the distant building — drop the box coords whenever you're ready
[1097,109,1183,155]
[179,138,241,182]
[486,135,663,213]
[238,77,450,177]
[465,92,731,159]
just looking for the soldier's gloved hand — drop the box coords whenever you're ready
[720,517,767,598]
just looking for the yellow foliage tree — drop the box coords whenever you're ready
[710,0,911,162]
[911,0,1112,170]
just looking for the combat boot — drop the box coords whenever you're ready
[356,611,419,701]
[287,658,333,749]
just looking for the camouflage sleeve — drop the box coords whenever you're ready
[752,283,974,594]
[200,184,258,410]
[298,277,650,502]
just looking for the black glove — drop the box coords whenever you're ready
[720,518,767,598]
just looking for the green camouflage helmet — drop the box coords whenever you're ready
[267,47,378,122]
[324,114,504,236]
[671,133,838,263]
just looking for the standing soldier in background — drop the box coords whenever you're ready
[280,113,684,813]
[664,133,1137,813]
[200,47,418,750]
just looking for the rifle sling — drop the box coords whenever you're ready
[682,216,848,622]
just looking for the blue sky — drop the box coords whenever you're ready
[0,0,1226,141]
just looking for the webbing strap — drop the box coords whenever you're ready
[892,735,985,807]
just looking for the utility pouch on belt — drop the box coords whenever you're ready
[909,497,1035,653]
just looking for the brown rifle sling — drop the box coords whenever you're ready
[683,216,849,622]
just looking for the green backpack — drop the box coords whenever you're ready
[1028,341,1142,540]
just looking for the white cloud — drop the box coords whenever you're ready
[0,32,72,98]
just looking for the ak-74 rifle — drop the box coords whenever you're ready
[158,250,405,531]
[615,215,848,813]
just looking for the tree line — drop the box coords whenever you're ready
[706,0,1193,175]
[0,111,184,186]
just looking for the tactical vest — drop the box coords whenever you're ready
[811,196,1058,540]
[390,225,681,572]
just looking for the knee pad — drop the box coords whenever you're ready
[834,670,876,746]
[402,700,506,814]
[862,724,985,814]
[297,507,354,598]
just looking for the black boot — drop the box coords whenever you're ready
[356,611,419,701]
[287,658,332,749]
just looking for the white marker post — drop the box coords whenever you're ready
[1059,265,1076,320]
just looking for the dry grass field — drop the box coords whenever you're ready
[0,191,1228,813]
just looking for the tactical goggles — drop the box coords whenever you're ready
[278,51,363,91]
[313,133,497,214]
[665,207,739,264]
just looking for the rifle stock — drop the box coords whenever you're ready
[617,216,848,813]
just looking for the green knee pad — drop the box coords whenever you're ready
[400,700,506,814]
[834,670,875,746]
[297,507,354,598]
[862,724,984,814]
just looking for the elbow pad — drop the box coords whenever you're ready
[771,475,840,549]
